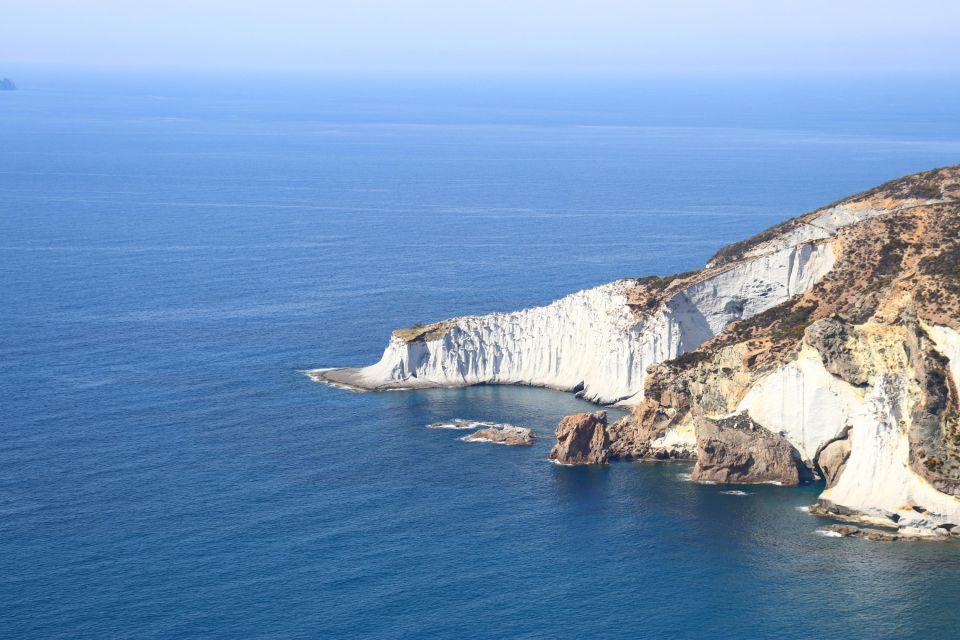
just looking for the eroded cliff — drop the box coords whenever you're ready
[592,166,960,532]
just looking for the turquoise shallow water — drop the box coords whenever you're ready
[2,71,960,638]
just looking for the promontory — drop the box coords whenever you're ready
[312,165,960,536]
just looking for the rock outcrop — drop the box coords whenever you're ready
[819,523,960,541]
[548,412,609,464]
[815,431,851,488]
[691,413,811,485]
[462,425,535,446]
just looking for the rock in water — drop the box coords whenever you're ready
[549,412,609,464]
[816,433,852,488]
[692,413,810,485]
[462,425,535,446]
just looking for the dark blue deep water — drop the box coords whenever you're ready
[3,71,960,639]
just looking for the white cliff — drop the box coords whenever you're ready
[927,324,960,391]
[311,240,834,405]
[736,346,861,462]
[819,375,960,532]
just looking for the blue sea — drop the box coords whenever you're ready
[3,71,960,639]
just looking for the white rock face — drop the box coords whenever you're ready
[313,240,835,405]
[927,324,960,391]
[735,327,960,531]
[724,201,922,267]
[357,280,658,405]
[737,347,861,462]
[819,375,960,531]
[677,240,834,338]
[649,423,697,456]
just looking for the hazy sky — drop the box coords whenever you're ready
[5,1,960,72]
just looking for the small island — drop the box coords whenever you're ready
[0,78,16,91]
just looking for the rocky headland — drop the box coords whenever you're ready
[314,165,960,536]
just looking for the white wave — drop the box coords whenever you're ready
[459,435,513,445]
[426,419,518,430]
[720,490,751,496]
[306,371,364,393]
[676,473,693,481]
[814,529,844,538]
[795,505,812,513]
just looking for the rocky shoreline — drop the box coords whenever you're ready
[315,166,960,537]
[462,425,535,446]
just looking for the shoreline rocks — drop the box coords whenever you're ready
[818,523,960,541]
[462,425,535,446]
[549,412,610,464]
[691,413,812,485]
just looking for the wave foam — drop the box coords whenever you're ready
[426,419,517,430]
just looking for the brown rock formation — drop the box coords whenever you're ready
[691,413,811,485]
[549,412,609,464]
[462,425,535,446]
[815,432,852,488]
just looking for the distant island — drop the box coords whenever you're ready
[0,78,17,90]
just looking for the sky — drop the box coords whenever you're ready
[4,0,960,73]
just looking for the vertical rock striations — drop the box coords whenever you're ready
[311,241,835,405]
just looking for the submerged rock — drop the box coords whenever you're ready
[549,412,609,464]
[462,425,535,446]
[691,413,811,485]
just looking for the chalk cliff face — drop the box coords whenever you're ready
[313,164,960,534]
[311,223,834,404]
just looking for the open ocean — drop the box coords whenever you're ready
[3,71,960,639]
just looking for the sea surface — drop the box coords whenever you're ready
[3,71,960,639]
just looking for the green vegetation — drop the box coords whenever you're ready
[770,302,819,341]
[635,270,699,290]
[707,219,803,267]
[392,321,451,343]
[670,349,711,368]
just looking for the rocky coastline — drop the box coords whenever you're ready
[315,165,960,536]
